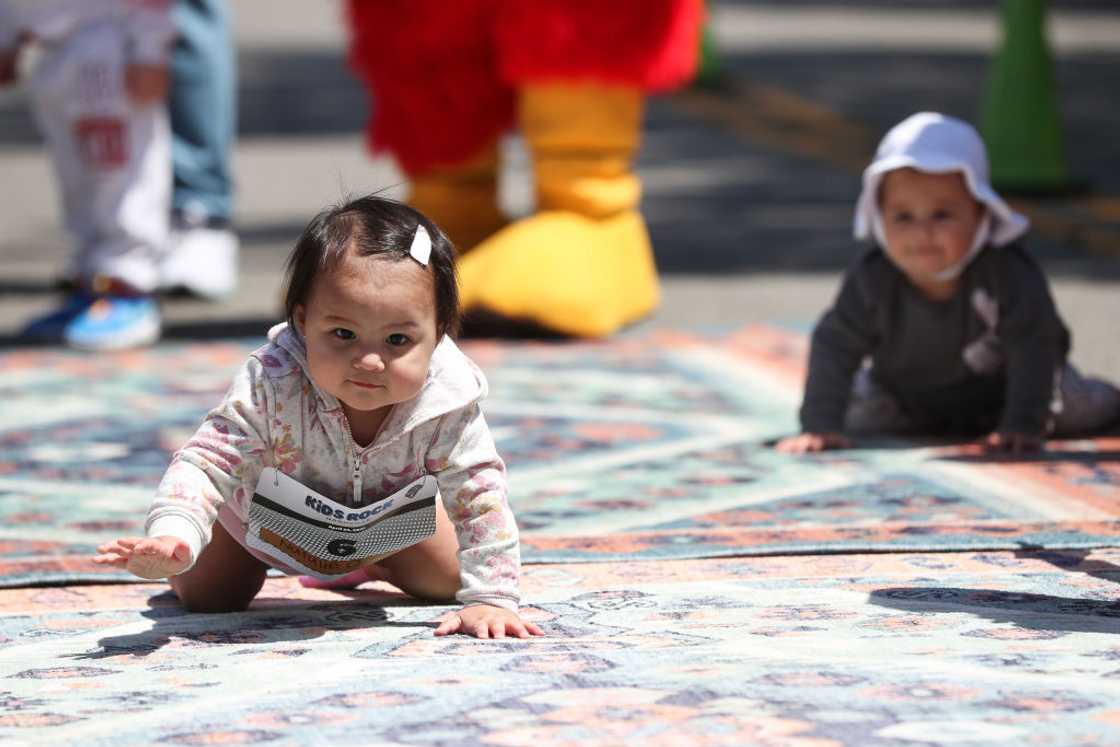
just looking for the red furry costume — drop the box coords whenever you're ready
[346,0,703,337]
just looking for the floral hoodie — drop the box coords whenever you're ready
[146,323,521,611]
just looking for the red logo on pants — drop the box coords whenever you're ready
[74,117,128,169]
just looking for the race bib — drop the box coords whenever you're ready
[245,468,439,580]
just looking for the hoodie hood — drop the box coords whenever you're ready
[854,112,1029,266]
[266,322,487,444]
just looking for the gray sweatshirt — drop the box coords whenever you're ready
[800,244,1070,436]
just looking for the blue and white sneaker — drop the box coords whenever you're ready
[19,293,97,343]
[63,295,162,351]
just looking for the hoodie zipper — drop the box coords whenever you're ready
[340,413,363,505]
[273,326,472,505]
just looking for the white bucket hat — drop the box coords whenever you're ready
[853,112,1029,278]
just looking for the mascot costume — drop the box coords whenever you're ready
[346,0,703,336]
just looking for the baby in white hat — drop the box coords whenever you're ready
[778,112,1119,453]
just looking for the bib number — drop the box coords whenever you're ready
[245,468,439,580]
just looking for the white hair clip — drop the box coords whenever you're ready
[409,224,431,267]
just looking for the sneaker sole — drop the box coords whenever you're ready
[157,281,237,302]
[65,316,162,352]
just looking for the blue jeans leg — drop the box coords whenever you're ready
[170,0,236,223]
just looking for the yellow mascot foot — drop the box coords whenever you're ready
[408,147,508,253]
[456,209,660,338]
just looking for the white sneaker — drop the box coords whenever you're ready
[160,226,239,300]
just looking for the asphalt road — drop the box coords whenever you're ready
[1,0,1116,379]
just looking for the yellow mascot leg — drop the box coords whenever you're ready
[407,146,508,254]
[456,84,659,337]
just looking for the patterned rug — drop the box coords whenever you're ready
[1,327,1119,586]
[2,328,1119,745]
[2,548,1119,745]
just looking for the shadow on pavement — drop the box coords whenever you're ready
[0,316,277,347]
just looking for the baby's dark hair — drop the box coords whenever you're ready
[283,195,459,337]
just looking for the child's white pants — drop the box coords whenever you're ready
[27,19,169,292]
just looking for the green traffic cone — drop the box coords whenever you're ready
[695,23,722,87]
[691,1,726,91]
[980,0,1071,194]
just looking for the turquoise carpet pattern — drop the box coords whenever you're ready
[1,328,1119,745]
[1,328,1118,585]
[1,549,1118,745]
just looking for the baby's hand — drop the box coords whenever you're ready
[983,431,1043,454]
[776,432,852,454]
[93,536,191,579]
[434,604,545,639]
[125,63,169,105]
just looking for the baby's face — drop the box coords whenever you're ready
[878,168,984,291]
[295,251,439,433]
